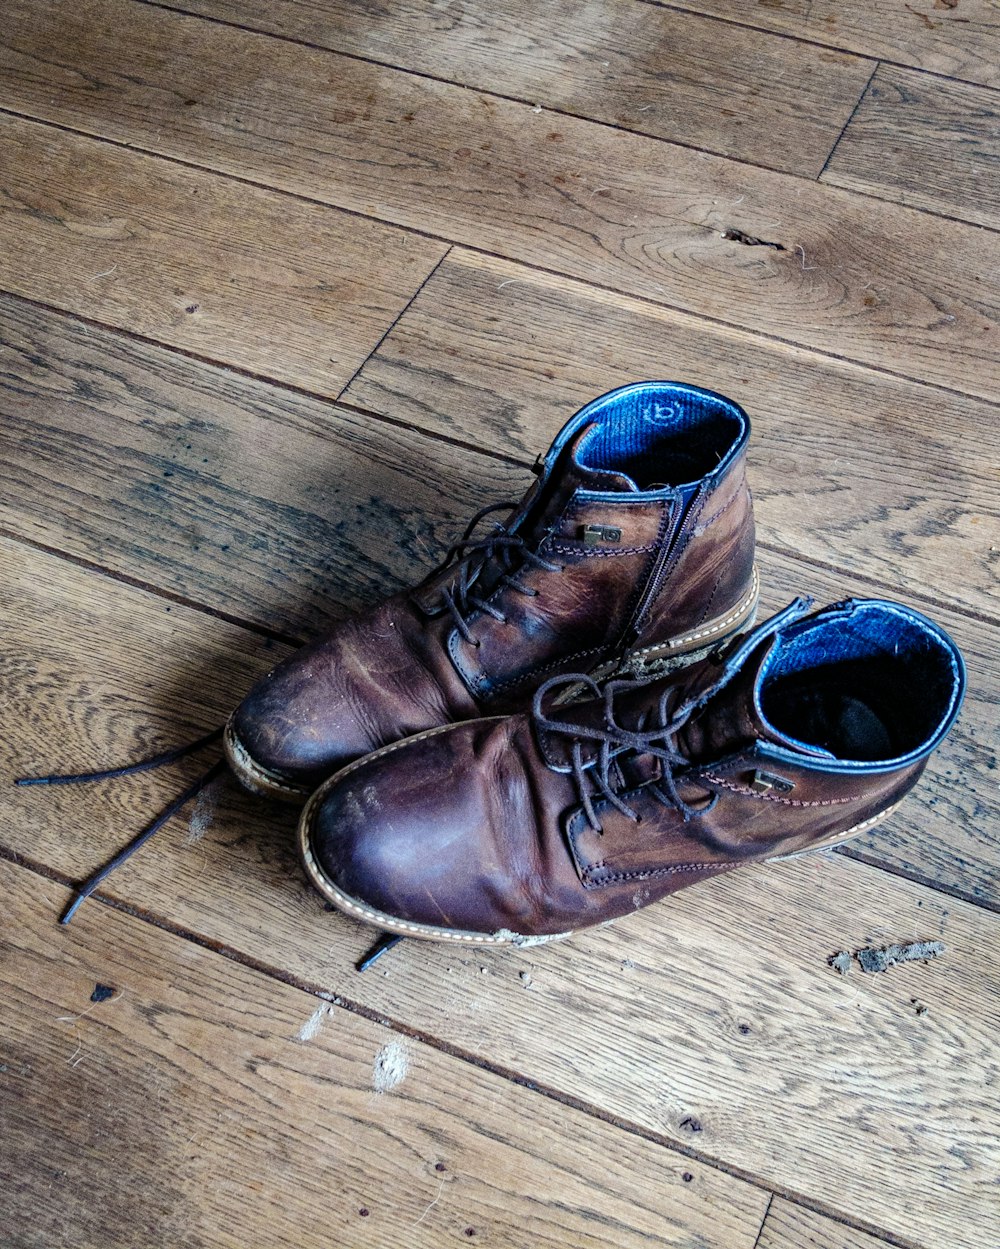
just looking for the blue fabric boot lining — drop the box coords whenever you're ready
[758,603,962,763]
[574,382,747,489]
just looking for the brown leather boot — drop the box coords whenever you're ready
[298,598,964,945]
[226,382,758,800]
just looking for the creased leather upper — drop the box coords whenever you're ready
[307,599,962,939]
[232,383,757,786]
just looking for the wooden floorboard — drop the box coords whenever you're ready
[2,300,997,908]
[344,249,1000,625]
[657,0,1000,88]
[0,857,771,1248]
[758,1199,896,1249]
[4,1,999,1243]
[2,0,999,400]
[0,292,524,638]
[823,65,1000,229]
[2,538,998,1249]
[144,0,875,176]
[0,115,446,396]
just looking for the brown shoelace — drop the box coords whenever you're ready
[419,500,564,646]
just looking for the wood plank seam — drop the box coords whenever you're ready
[751,1195,776,1249]
[641,0,1000,95]
[1,112,995,414]
[0,523,302,648]
[820,63,1000,231]
[2,283,997,637]
[817,61,881,181]
[335,246,455,403]
[134,0,867,181]
[0,841,935,1249]
[838,843,1000,918]
[0,282,994,640]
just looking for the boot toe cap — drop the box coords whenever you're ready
[302,721,548,939]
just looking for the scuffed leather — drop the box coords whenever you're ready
[231,593,480,787]
[308,669,926,938]
[232,399,756,787]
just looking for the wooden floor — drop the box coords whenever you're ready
[1,3,998,1246]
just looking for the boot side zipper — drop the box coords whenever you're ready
[617,490,699,650]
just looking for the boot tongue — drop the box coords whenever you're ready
[678,639,779,762]
[679,636,835,763]
[522,423,639,542]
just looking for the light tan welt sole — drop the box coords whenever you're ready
[766,800,903,863]
[299,772,903,948]
[601,566,761,681]
[226,569,759,803]
[224,720,312,802]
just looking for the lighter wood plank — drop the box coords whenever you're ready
[346,250,1000,624]
[823,65,1000,229]
[2,306,997,906]
[0,292,523,637]
[0,858,769,1248]
[1,540,999,1249]
[664,0,1000,89]
[2,0,998,399]
[146,0,874,177]
[758,1199,895,1249]
[0,114,445,395]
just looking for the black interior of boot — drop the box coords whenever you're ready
[576,384,746,488]
[759,607,959,762]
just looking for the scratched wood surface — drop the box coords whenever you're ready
[344,249,1000,622]
[823,64,1000,228]
[2,0,999,1245]
[0,115,445,396]
[1,858,771,1249]
[146,0,875,175]
[667,0,1000,87]
[757,1200,898,1249]
[2,539,998,1249]
[3,0,1000,400]
[2,307,997,909]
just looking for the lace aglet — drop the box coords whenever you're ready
[59,892,87,925]
[356,932,404,972]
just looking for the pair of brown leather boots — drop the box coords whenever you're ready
[223,382,965,949]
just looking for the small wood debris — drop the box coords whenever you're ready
[828,941,945,975]
[857,941,944,973]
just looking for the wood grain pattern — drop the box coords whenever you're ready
[345,249,1000,624]
[2,301,997,907]
[664,0,1000,89]
[2,540,999,1249]
[0,114,445,396]
[0,292,524,637]
[145,0,874,176]
[2,0,998,399]
[0,858,770,1249]
[758,1200,895,1249]
[823,64,1000,229]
